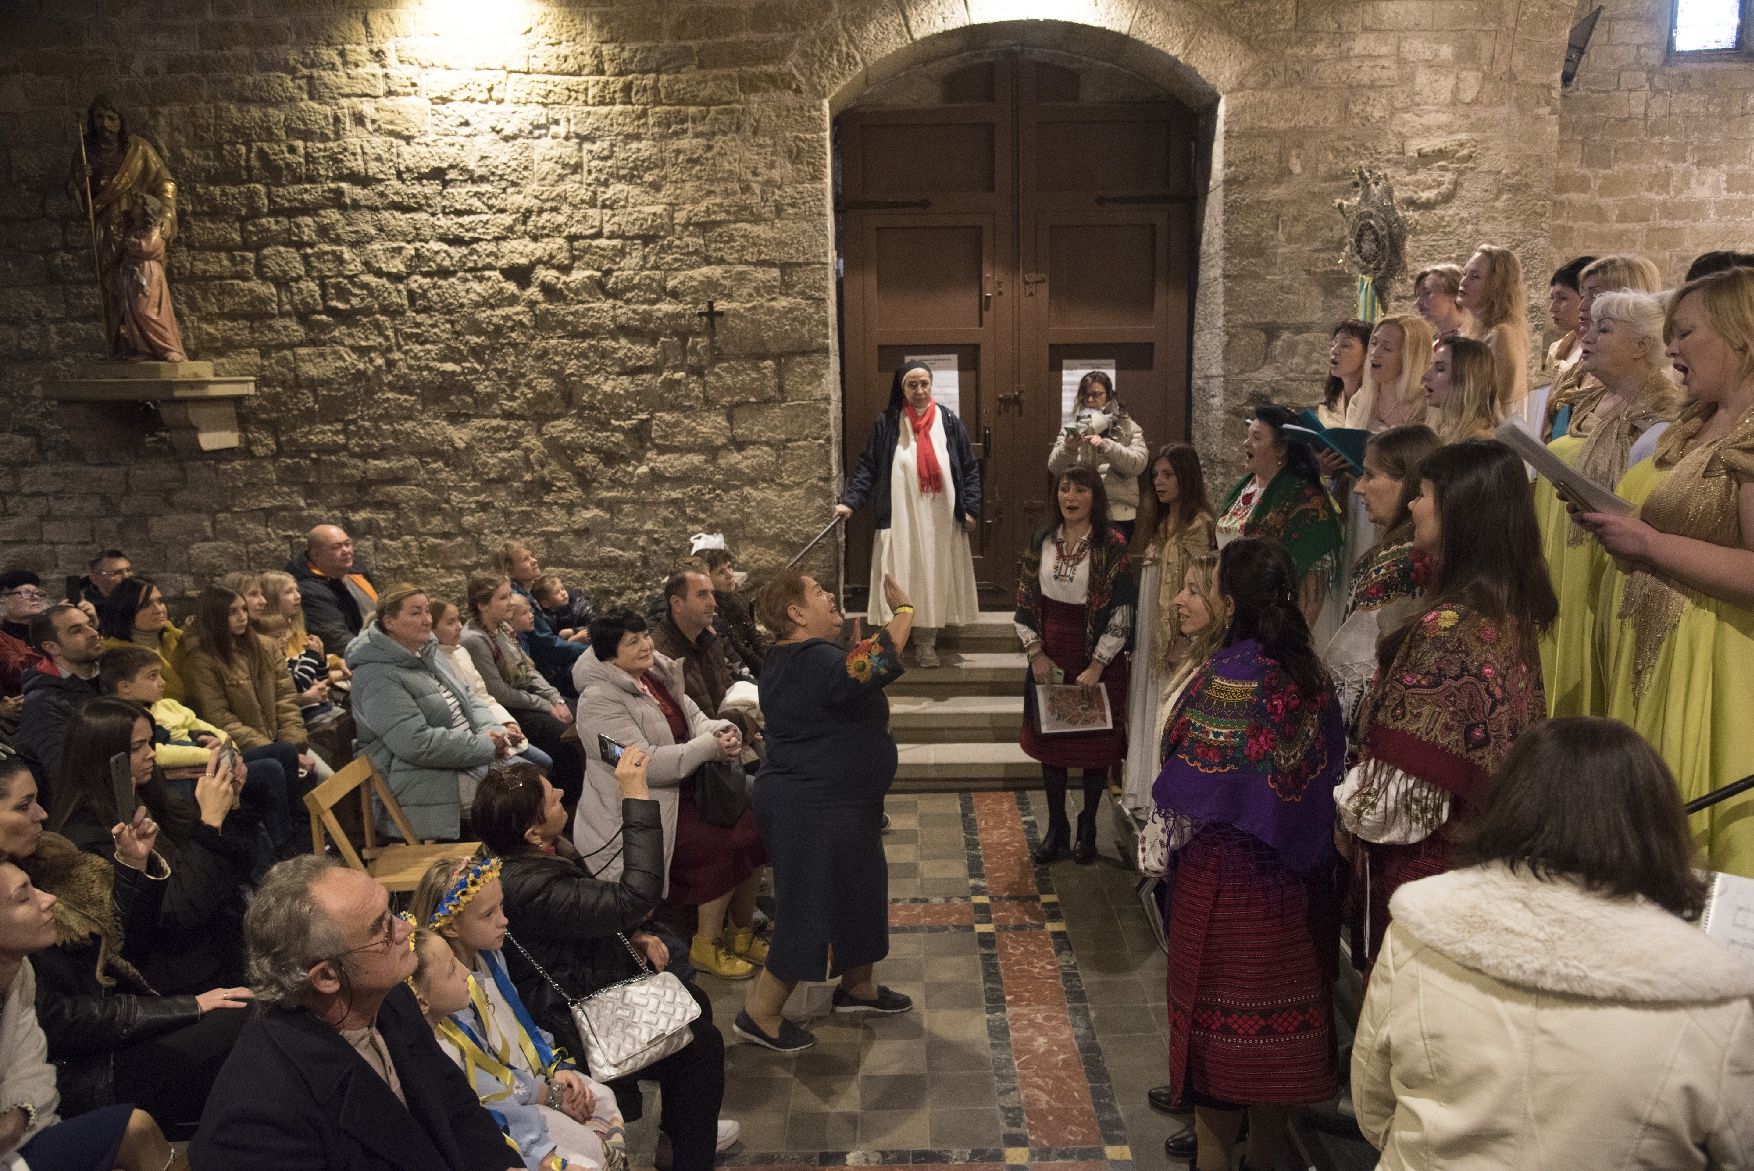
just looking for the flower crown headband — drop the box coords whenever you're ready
[426,854,502,930]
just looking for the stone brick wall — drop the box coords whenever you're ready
[1550,0,1754,287]
[0,0,1708,611]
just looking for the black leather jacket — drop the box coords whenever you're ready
[22,841,203,1115]
[497,797,667,1062]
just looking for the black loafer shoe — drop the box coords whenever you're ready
[732,1009,816,1053]
[1148,1084,1185,1115]
[830,984,913,1014]
[1164,1122,1196,1160]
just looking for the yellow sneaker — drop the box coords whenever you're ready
[731,925,769,966]
[690,933,756,980]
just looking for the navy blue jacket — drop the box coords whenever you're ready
[841,408,981,529]
[190,984,514,1171]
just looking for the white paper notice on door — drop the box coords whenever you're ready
[1062,360,1116,426]
[903,353,961,416]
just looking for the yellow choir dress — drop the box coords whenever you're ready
[1534,377,1676,718]
[1599,405,1754,876]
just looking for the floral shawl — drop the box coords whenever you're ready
[1354,603,1544,809]
[1013,526,1137,658]
[1344,539,1429,621]
[1219,469,1343,580]
[1152,640,1344,874]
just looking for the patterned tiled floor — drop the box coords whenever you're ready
[681,791,1189,1170]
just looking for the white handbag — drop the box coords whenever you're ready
[508,931,700,1081]
[1137,807,1196,877]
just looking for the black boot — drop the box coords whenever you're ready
[1073,809,1097,864]
[1073,769,1104,864]
[1033,768,1070,863]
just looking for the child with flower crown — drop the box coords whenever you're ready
[410,854,626,1171]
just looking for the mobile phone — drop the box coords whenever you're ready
[217,740,241,776]
[109,752,136,821]
[597,734,627,765]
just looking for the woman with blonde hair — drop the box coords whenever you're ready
[1344,315,1436,433]
[257,568,346,746]
[1120,446,1215,815]
[1535,290,1678,718]
[1421,335,1501,443]
[1458,245,1532,425]
[1580,267,1754,876]
[1545,253,1666,439]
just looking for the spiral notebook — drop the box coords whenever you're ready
[1701,870,1754,965]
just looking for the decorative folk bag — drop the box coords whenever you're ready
[508,931,700,1081]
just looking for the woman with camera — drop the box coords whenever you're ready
[1048,370,1150,542]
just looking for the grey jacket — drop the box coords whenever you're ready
[570,650,730,895]
[458,621,562,718]
[345,625,498,842]
[1047,409,1150,520]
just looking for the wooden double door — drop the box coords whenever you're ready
[836,55,1199,606]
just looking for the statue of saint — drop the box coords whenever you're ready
[69,95,185,361]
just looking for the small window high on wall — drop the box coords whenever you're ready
[1672,0,1746,52]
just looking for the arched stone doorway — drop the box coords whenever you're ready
[816,20,1226,604]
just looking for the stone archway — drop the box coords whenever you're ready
[786,5,1249,576]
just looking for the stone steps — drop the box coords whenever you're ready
[888,612,1034,791]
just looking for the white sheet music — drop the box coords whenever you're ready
[1702,871,1754,964]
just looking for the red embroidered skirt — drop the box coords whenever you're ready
[1166,826,1336,1107]
[1018,596,1129,769]
[668,786,767,907]
[1358,833,1456,972]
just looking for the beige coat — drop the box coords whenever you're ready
[1354,863,1754,1170]
[570,650,731,895]
[179,632,306,750]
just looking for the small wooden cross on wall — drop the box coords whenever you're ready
[696,299,726,361]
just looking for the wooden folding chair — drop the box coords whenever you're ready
[304,757,481,893]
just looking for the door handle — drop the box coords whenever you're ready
[982,287,994,312]
[981,426,992,461]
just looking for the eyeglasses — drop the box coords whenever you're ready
[92,568,131,580]
[1,589,46,601]
[335,911,414,961]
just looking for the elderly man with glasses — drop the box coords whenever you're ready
[191,856,520,1171]
[73,548,133,611]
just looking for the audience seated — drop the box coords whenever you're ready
[572,611,766,980]
[71,548,132,613]
[408,855,627,1171]
[0,858,182,1171]
[649,563,743,719]
[346,584,511,841]
[188,855,519,1171]
[288,524,382,658]
[530,572,594,643]
[256,568,352,763]
[19,604,103,798]
[1353,719,1754,1167]
[495,541,586,695]
[473,760,732,1171]
[0,755,250,1136]
[429,597,554,774]
[460,575,582,809]
[697,547,765,679]
[94,576,186,702]
[48,698,255,996]
[0,570,46,700]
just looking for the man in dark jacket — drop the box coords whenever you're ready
[19,604,103,797]
[191,856,518,1171]
[649,565,740,717]
[288,524,383,657]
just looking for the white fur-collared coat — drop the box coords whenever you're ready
[1353,863,1754,1170]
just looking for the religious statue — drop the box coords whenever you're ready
[69,95,186,361]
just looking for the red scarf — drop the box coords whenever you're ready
[903,401,945,495]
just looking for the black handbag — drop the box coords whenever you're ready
[691,758,749,828]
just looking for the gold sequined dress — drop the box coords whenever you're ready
[1600,404,1754,876]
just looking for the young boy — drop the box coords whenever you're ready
[530,574,593,644]
[99,644,226,779]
